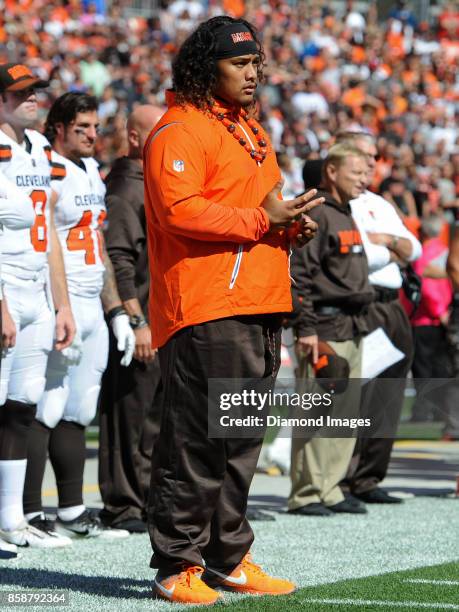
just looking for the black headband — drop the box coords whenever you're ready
[214,23,259,60]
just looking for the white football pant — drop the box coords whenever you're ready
[0,274,54,406]
[37,294,108,428]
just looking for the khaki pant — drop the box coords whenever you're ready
[288,338,362,509]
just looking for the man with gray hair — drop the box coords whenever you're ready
[98,105,164,533]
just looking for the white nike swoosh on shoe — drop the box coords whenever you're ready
[154,580,176,599]
[208,568,247,586]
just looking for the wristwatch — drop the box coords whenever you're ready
[129,314,148,330]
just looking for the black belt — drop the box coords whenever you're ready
[314,304,367,317]
[373,286,399,303]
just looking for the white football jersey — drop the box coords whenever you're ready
[51,152,106,298]
[0,129,52,279]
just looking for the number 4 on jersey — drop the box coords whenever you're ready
[66,209,106,265]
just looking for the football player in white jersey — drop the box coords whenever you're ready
[23,92,135,540]
[0,63,76,550]
[0,170,36,559]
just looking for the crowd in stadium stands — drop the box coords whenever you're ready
[0,0,458,433]
[0,0,457,181]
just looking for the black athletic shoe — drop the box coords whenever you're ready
[111,518,148,533]
[246,508,276,521]
[327,499,367,514]
[55,510,130,539]
[344,492,364,506]
[354,488,403,504]
[288,503,333,517]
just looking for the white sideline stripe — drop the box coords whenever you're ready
[302,598,459,610]
[404,579,459,586]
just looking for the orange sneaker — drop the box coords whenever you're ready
[154,565,222,605]
[205,553,296,596]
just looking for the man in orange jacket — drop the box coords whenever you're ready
[144,15,322,605]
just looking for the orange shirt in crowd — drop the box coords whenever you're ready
[5,0,34,13]
[342,86,366,111]
[351,46,366,64]
[403,216,421,240]
[386,30,405,59]
[392,95,408,116]
[223,0,245,19]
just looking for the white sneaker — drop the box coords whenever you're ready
[55,510,129,540]
[267,435,291,475]
[29,514,73,546]
[0,519,72,549]
[0,539,18,559]
[98,526,130,540]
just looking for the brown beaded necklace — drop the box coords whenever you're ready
[210,105,267,163]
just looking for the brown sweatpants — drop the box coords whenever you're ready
[99,328,162,525]
[147,314,281,575]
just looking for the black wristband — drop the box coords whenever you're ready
[106,306,127,324]
[129,314,148,330]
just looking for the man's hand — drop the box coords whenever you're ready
[55,306,76,351]
[288,214,319,247]
[296,334,319,364]
[262,182,324,229]
[389,251,405,266]
[1,300,16,350]
[134,325,157,363]
[368,232,413,261]
[111,313,136,367]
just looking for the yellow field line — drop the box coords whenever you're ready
[395,441,459,449]
[43,484,99,498]
[392,452,444,460]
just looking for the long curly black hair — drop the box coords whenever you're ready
[172,16,265,110]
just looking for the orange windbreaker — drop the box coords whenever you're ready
[143,93,292,348]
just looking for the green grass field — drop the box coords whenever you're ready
[1,498,458,612]
[188,562,459,611]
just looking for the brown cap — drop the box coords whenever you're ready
[0,63,49,93]
[313,340,350,394]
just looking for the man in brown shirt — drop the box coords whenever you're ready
[98,105,164,533]
[289,143,374,516]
